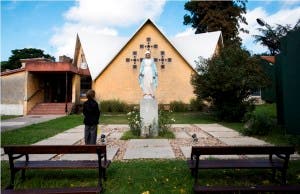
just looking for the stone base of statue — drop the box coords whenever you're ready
[140,98,158,137]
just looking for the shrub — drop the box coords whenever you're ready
[191,43,269,121]
[189,98,203,111]
[100,99,129,113]
[127,108,175,137]
[158,109,175,134]
[169,101,188,112]
[127,109,141,136]
[242,111,276,136]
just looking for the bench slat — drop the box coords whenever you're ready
[188,159,284,169]
[191,146,295,155]
[14,160,111,170]
[4,145,106,154]
[2,186,102,194]
[194,184,300,193]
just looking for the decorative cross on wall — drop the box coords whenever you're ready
[125,51,142,69]
[154,50,172,69]
[140,37,158,51]
[125,37,172,69]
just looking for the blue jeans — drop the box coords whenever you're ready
[84,125,97,144]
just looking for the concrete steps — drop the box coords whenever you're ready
[28,103,73,115]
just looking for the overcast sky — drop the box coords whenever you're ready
[1,0,300,61]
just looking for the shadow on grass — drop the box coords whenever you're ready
[2,160,300,193]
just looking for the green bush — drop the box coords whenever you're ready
[169,101,188,112]
[127,109,141,136]
[191,43,269,121]
[189,98,203,111]
[100,99,130,113]
[158,109,175,134]
[242,111,276,136]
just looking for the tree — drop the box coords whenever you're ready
[183,0,248,44]
[254,18,300,55]
[1,48,55,71]
[191,44,269,121]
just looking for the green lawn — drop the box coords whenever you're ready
[1,160,300,193]
[101,113,128,124]
[1,115,83,145]
[244,104,300,150]
[170,112,216,124]
[1,115,21,121]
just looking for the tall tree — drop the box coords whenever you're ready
[191,43,269,121]
[1,48,55,71]
[254,18,300,55]
[183,0,248,44]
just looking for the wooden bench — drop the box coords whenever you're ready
[188,146,299,193]
[3,145,111,194]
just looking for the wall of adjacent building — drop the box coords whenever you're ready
[93,22,196,104]
[24,72,44,115]
[1,71,26,115]
[72,74,81,104]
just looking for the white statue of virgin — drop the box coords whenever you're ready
[138,50,158,99]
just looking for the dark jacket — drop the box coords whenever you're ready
[83,99,100,125]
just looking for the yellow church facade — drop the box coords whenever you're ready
[75,19,223,105]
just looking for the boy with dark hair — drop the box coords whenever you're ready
[83,89,100,144]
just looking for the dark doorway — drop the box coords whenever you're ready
[43,74,72,103]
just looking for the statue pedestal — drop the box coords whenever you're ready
[140,98,158,137]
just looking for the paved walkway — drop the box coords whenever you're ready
[1,123,299,161]
[1,115,64,132]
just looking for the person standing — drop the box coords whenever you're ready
[83,89,100,144]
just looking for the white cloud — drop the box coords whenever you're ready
[240,6,300,54]
[174,27,195,38]
[50,0,166,59]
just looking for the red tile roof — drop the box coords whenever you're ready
[261,56,275,64]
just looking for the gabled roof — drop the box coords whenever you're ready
[170,31,222,69]
[77,19,223,80]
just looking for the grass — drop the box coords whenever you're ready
[1,115,83,145]
[242,104,300,150]
[101,113,128,124]
[1,115,21,121]
[121,129,175,140]
[171,112,216,124]
[1,160,300,193]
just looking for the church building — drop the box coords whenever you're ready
[1,19,223,115]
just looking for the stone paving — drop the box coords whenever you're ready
[2,123,299,161]
[124,139,175,159]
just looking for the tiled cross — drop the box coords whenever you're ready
[154,50,172,69]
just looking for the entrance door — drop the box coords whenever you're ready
[44,74,72,103]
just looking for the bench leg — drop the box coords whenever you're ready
[271,169,276,181]
[21,169,26,181]
[102,169,107,181]
[281,169,287,185]
[8,169,16,189]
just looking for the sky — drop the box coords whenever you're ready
[1,0,300,61]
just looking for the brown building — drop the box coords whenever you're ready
[1,19,222,115]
